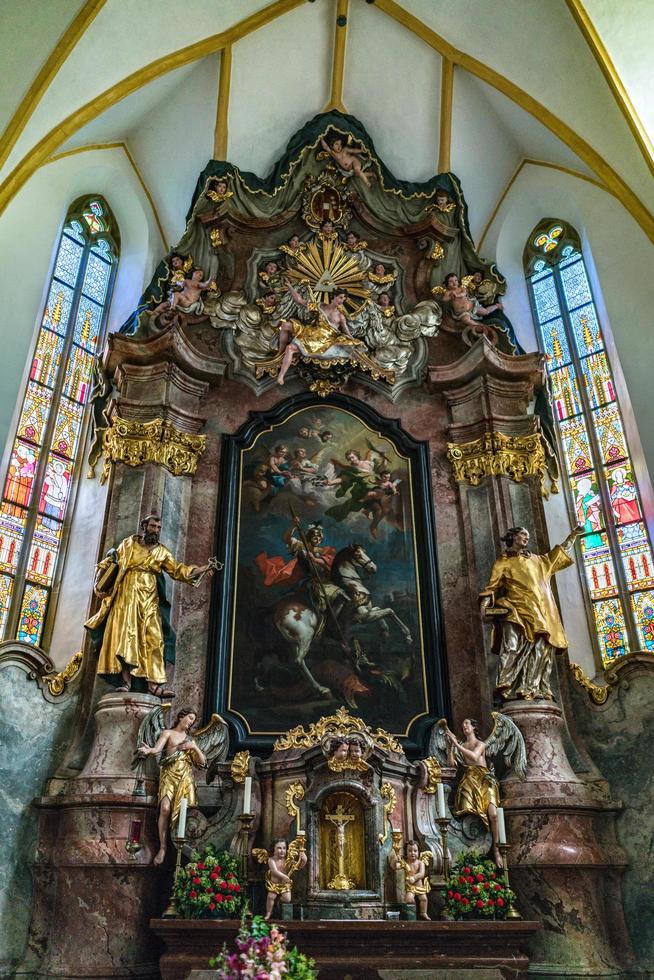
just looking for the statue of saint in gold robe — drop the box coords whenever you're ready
[85,535,198,686]
[480,526,581,701]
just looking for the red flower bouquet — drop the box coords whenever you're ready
[173,846,243,919]
[442,850,515,920]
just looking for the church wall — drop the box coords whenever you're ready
[0,149,162,457]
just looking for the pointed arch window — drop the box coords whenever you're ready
[524,218,654,665]
[0,196,119,646]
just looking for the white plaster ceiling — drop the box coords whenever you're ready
[1,0,653,249]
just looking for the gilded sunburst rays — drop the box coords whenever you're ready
[285,239,369,312]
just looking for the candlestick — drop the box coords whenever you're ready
[498,843,521,920]
[436,816,450,885]
[238,812,255,884]
[243,776,252,815]
[162,834,185,918]
[177,797,188,838]
[436,782,446,819]
[496,806,506,845]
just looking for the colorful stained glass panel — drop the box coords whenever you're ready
[593,404,627,466]
[31,329,64,389]
[581,532,617,599]
[16,582,49,646]
[38,455,72,521]
[570,470,605,537]
[52,233,83,288]
[580,352,615,408]
[3,441,39,507]
[42,280,74,335]
[631,590,654,651]
[50,398,83,460]
[592,597,629,663]
[0,504,27,574]
[617,523,654,591]
[73,300,102,352]
[17,381,52,446]
[550,364,582,420]
[559,415,592,475]
[560,258,592,311]
[531,271,561,323]
[25,516,62,587]
[539,317,570,369]
[0,574,13,637]
[606,463,641,525]
[570,304,603,357]
[63,344,93,403]
[82,251,112,305]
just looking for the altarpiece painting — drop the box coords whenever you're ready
[210,395,447,751]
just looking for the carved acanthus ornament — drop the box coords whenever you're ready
[284,782,306,832]
[420,757,442,794]
[568,662,612,705]
[42,651,84,697]
[447,431,553,498]
[378,783,397,845]
[273,706,402,754]
[230,750,250,784]
[99,416,206,483]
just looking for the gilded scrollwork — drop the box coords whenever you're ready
[273,706,402,754]
[419,756,442,794]
[284,782,306,831]
[99,417,206,484]
[377,782,397,845]
[42,651,83,697]
[230,750,251,784]
[568,662,612,705]
[447,431,552,498]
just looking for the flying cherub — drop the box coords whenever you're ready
[320,135,374,187]
[252,837,308,919]
[322,442,403,535]
[428,712,526,867]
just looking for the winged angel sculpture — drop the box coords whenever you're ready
[134,704,229,864]
[429,713,526,867]
[252,837,308,919]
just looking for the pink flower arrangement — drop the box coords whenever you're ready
[209,916,316,979]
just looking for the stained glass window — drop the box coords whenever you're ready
[0,195,118,646]
[525,218,654,666]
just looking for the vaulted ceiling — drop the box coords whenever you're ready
[0,0,652,249]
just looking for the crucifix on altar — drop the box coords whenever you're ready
[326,804,356,891]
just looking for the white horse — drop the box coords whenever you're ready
[272,544,412,699]
[331,544,413,647]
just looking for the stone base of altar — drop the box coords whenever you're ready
[152,918,540,979]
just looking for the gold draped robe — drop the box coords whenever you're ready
[480,546,572,649]
[158,749,197,825]
[290,311,361,357]
[454,764,500,828]
[85,535,197,683]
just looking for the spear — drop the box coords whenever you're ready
[289,504,349,649]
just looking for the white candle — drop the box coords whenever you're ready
[497,806,506,845]
[178,797,188,839]
[437,782,446,819]
[243,776,252,814]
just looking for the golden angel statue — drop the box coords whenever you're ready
[134,705,229,865]
[429,713,526,867]
[389,840,433,919]
[252,837,308,919]
[480,524,583,701]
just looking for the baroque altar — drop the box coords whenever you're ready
[17,111,635,980]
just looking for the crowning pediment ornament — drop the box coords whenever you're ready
[273,706,403,754]
[285,237,369,314]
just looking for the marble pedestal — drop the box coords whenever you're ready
[20,694,171,978]
[501,699,634,978]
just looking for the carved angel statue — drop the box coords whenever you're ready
[320,135,374,187]
[134,704,229,865]
[252,837,308,919]
[389,840,433,919]
[429,713,526,867]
